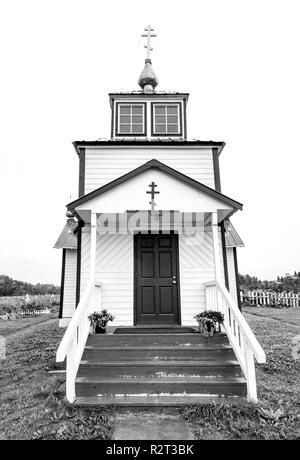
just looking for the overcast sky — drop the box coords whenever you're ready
[0,0,299,285]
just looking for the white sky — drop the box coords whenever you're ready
[0,0,299,285]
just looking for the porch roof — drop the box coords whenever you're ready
[67,159,243,218]
[225,221,244,248]
[54,219,77,249]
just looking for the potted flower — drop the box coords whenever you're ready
[194,310,224,337]
[88,309,115,334]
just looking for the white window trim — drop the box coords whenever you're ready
[117,103,145,135]
[152,103,181,136]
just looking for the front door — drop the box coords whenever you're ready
[134,233,180,324]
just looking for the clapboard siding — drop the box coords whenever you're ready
[95,233,133,325]
[62,249,77,319]
[85,147,215,193]
[226,247,238,304]
[179,230,225,325]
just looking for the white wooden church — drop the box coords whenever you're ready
[55,26,265,407]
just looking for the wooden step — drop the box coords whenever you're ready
[113,326,197,334]
[78,360,243,379]
[75,376,247,397]
[82,345,235,362]
[74,394,246,407]
[87,333,229,347]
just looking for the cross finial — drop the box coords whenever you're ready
[141,24,157,59]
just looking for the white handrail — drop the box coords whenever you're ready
[56,279,103,402]
[205,279,266,403]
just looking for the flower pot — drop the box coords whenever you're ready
[94,324,106,334]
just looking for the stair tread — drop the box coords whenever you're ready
[76,376,246,384]
[80,360,240,367]
[74,395,246,407]
[84,345,232,351]
[88,333,227,338]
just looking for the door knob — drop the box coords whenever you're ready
[172,280,177,284]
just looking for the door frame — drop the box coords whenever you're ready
[133,231,181,326]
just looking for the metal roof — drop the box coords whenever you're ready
[54,219,77,249]
[225,221,244,247]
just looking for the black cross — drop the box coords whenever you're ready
[146,181,160,211]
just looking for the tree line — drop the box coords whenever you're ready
[0,275,60,296]
[239,272,300,293]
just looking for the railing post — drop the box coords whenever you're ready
[66,338,76,403]
[244,345,258,403]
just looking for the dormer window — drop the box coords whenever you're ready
[152,103,182,136]
[116,103,146,136]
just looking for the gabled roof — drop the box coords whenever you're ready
[67,159,243,212]
[225,221,245,247]
[54,219,77,249]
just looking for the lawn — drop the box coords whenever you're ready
[0,317,114,440]
[0,307,299,440]
[183,307,300,440]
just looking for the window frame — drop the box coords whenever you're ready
[151,102,182,137]
[115,102,147,137]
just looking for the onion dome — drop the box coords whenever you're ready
[138,58,159,93]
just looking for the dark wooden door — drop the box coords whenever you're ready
[134,233,180,324]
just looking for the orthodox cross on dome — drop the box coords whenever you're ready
[146,181,160,212]
[141,24,157,59]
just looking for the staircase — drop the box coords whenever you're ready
[75,327,247,407]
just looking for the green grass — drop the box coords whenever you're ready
[0,318,114,440]
[183,307,300,440]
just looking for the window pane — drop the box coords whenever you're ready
[132,124,143,133]
[155,116,165,124]
[132,115,143,123]
[119,124,130,133]
[120,106,131,115]
[167,124,179,133]
[167,106,178,115]
[132,106,143,115]
[120,115,130,123]
[155,124,166,133]
[155,106,166,115]
[167,115,178,124]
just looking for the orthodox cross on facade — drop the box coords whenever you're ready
[146,181,160,212]
[141,25,157,59]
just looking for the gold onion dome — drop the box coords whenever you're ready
[138,58,159,93]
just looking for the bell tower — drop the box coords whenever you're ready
[109,25,189,140]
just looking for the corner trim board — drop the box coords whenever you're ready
[59,249,66,319]
[75,220,84,307]
[233,247,242,312]
[221,223,229,289]
[78,148,85,198]
[213,147,221,192]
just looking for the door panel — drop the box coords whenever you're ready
[135,233,180,324]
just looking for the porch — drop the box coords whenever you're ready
[56,210,265,405]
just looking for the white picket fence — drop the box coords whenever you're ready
[240,290,300,308]
[0,309,51,320]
